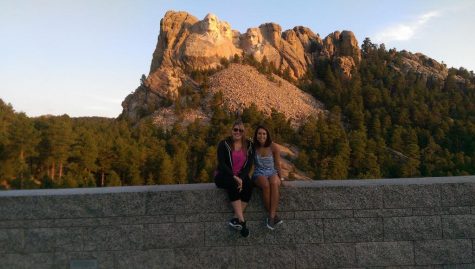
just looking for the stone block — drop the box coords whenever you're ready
[0,196,41,220]
[99,192,146,216]
[54,251,115,269]
[324,218,383,243]
[354,208,413,218]
[412,207,472,216]
[383,184,441,208]
[83,225,143,251]
[279,187,316,211]
[321,186,383,210]
[442,215,475,239]
[415,239,473,265]
[146,189,233,216]
[24,228,56,252]
[144,223,204,249]
[236,245,296,268]
[0,229,23,253]
[175,247,235,268]
[443,264,475,269]
[146,191,187,215]
[0,193,145,220]
[280,186,382,211]
[54,215,176,228]
[295,243,356,268]
[441,183,475,207]
[355,241,414,266]
[181,189,231,213]
[52,195,107,219]
[175,213,229,223]
[55,227,84,252]
[0,220,25,229]
[382,265,444,269]
[0,219,56,229]
[245,211,294,221]
[115,249,174,269]
[264,219,323,244]
[0,253,24,269]
[384,216,442,240]
[0,253,55,269]
[294,209,353,219]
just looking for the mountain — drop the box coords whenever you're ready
[121,11,460,127]
[121,11,365,124]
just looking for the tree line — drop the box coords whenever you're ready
[1,38,474,189]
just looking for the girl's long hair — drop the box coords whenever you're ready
[253,125,272,148]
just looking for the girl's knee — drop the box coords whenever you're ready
[256,177,270,189]
[269,176,281,187]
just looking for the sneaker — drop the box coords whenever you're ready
[228,217,243,230]
[240,221,250,238]
[266,217,275,230]
[274,215,283,226]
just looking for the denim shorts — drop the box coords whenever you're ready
[252,168,278,179]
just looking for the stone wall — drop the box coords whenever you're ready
[0,176,474,268]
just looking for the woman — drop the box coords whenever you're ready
[214,120,254,237]
[253,125,283,230]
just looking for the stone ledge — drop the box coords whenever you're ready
[0,176,474,268]
[1,176,474,197]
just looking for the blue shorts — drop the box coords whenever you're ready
[252,168,278,179]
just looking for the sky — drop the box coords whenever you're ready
[1,0,474,118]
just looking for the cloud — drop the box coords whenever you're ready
[374,10,440,43]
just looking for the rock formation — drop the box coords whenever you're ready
[121,10,452,125]
[394,51,448,81]
[144,10,362,95]
[122,10,362,123]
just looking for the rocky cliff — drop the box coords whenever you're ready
[121,10,451,125]
[122,11,363,123]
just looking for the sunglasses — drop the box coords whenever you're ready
[233,128,244,133]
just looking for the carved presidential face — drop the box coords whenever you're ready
[246,28,261,47]
[248,29,261,46]
[201,14,219,34]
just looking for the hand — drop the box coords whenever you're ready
[234,176,243,192]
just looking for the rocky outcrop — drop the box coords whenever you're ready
[122,10,457,126]
[394,51,448,81]
[322,31,361,78]
[147,11,362,92]
[122,10,361,123]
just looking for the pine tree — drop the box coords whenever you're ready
[158,154,174,184]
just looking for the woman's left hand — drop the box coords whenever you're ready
[234,176,243,192]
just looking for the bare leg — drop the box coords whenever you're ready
[241,201,248,213]
[231,200,244,222]
[269,175,281,218]
[254,176,270,213]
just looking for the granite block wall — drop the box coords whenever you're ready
[0,176,474,269]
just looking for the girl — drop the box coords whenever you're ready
[253,125,283,230]
[214,120,254,237]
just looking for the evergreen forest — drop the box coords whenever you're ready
[1,39,475,189]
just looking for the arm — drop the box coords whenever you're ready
[271,143,282,178]
[217,140,234,177]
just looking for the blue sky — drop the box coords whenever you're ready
[1,0,474,117]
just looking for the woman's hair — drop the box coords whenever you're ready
[231,119,248,150]
[253,125,272,148]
